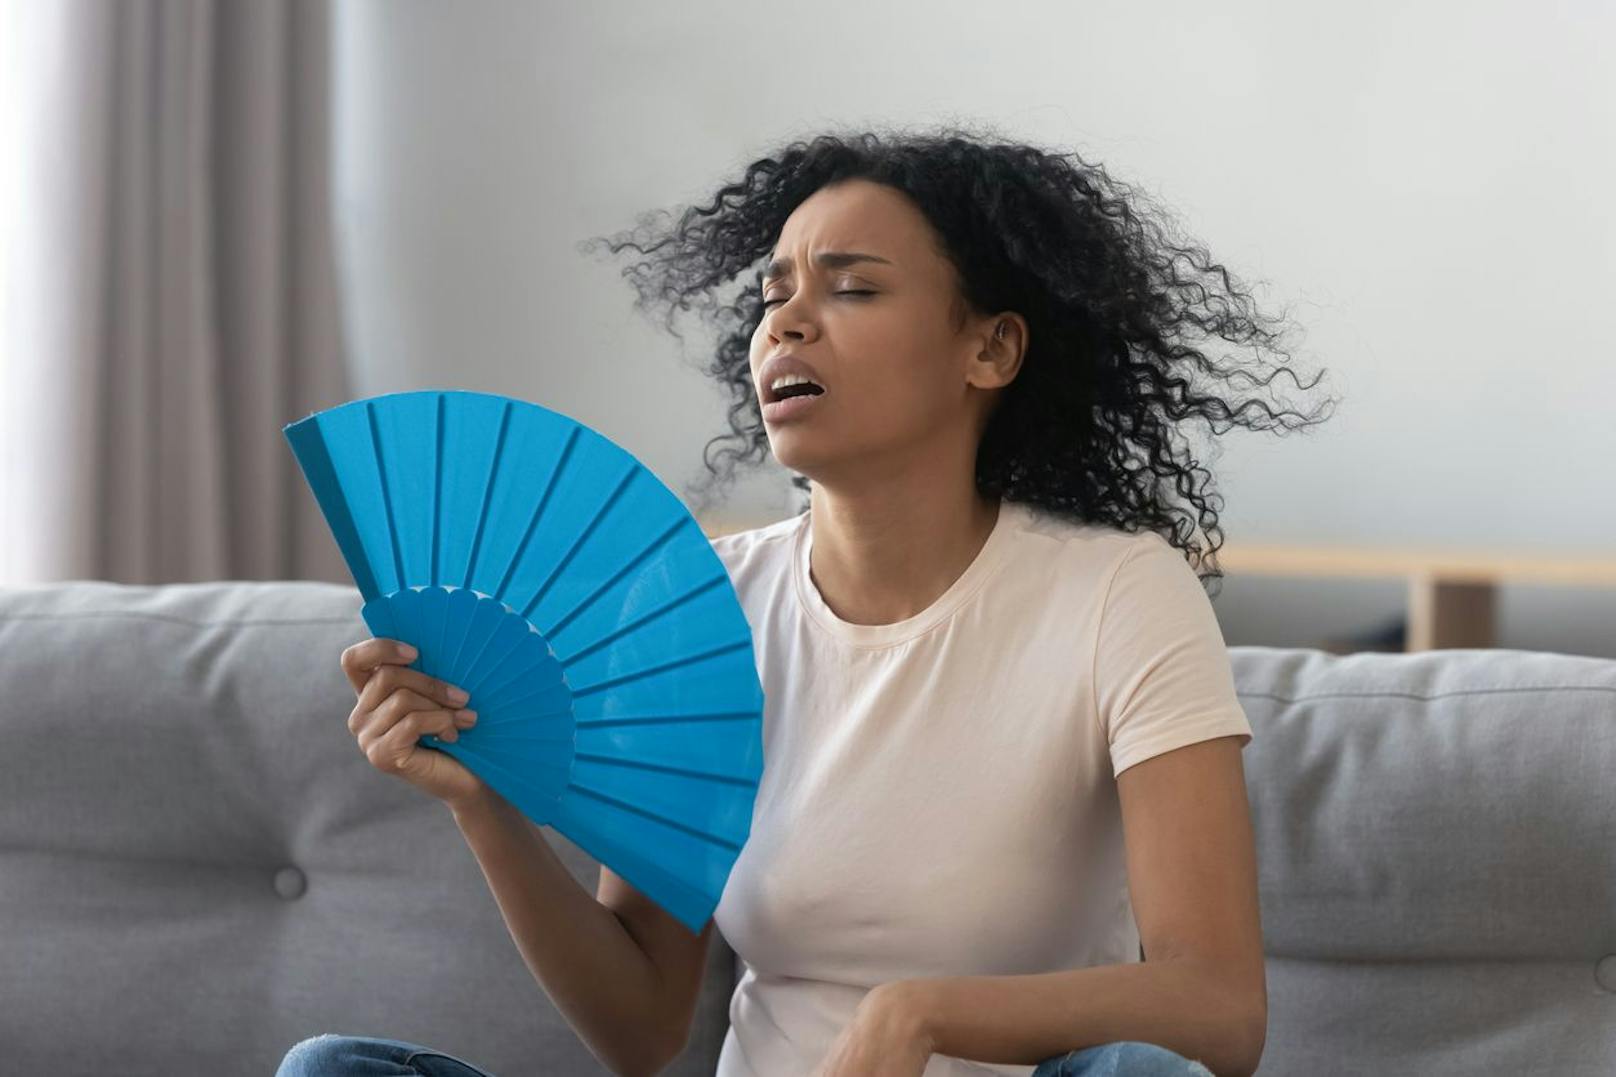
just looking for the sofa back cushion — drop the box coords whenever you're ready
[1230,644,1616,1074]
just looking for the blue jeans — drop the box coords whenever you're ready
[278,1033,1215,1076]
[276,1035,497,1077]
[1030,1039,1216,1076]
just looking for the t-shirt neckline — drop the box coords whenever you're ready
[792,499,1024,647]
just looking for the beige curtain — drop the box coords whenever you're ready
[1,0,352,585]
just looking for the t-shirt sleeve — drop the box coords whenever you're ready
[1092,532,1253,780]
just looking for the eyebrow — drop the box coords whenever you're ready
[760,250,894,284]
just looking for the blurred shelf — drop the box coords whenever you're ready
[1209,544,1616,587]
[1196,543,1616,652]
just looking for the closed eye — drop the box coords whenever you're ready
[762,290,876,308]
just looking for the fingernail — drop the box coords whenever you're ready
[449,686,469,703]
[457,709,477,723]
[399,643,418,659]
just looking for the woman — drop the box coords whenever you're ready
[280,124,1335,1077]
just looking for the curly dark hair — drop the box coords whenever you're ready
[578,120,1340,598]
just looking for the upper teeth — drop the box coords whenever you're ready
[771,374,822,393]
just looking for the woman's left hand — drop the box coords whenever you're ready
[811,982,934,1077]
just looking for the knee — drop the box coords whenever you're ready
[275,1033,373,1077]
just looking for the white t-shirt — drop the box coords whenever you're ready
[707,498,1252,1077]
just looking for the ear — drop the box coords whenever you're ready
[968,315,1026,391]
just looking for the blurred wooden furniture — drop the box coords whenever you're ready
[1211,543,1616,651]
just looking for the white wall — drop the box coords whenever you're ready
[330,0,1616,656]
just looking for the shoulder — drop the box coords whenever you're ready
[1104,528,1208,596]
[1004,500,1147,579]
[705,511,802,586]
[997,505,1212,632]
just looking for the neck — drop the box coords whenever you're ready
[806,482,1002,627]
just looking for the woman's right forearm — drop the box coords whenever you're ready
[448,789,672,1077]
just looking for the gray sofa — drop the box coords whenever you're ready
[2,578,1612,1076]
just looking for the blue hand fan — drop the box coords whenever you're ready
[282,388,764,934]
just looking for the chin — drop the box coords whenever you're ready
[765,439,827,481]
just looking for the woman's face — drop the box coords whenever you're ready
[750,178,1006,488]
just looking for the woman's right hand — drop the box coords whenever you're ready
[340,637,488,809]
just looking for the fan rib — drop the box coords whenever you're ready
[365,401,409,596]
[430,586,452,681]
[470,677,569,722]
[493,426,579,602]
[569,636,754,698]
[566,783,744,852]
[446,605,512,693]
[442,588,480,681]
[518,464,637,620]
[450,592,501,697]
[462,401,515,590]
[555,570,728,667]
[432,395,445,587]
[573,751,755,788]
[545,517,686,640]
[473,638,564,705]
[460,621,552,704]
[578,710,760,728]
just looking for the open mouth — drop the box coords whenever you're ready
[761,385,827,421]
[765,382,825,404]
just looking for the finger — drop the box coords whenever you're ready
[357,689,429,753]
[372,702,463,762]
[396,665,472,710]
[353,685,434,741]
[350,688,475,737]
[356,664,470,722]
[341,638,409,696]
[356,686,475,742]
[362,707,426,771]
[341,638,419,696]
